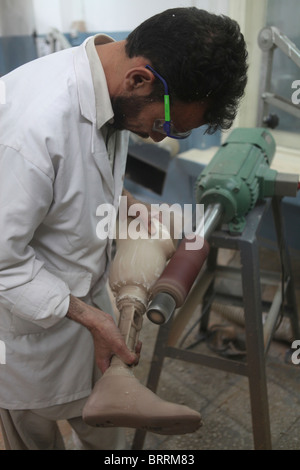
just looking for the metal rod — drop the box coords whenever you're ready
[263,285,282,352]
[194,203,223,239]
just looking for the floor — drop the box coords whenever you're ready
[1,246,300,451]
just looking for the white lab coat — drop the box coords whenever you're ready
[0,39,129,409]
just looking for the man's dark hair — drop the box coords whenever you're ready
[125,8,248,134]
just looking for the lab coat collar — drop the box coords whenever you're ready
[73,36,113,128]
[86,34,116,130]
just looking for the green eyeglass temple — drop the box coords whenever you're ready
[145,65,191,139]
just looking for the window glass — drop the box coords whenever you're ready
[265,0,300,134]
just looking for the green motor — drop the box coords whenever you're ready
[195,127,297,234]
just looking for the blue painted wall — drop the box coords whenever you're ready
[0,35,38,76]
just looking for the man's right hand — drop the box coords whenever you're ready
[66,295,139,373]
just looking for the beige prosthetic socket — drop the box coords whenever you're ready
[82,218,202,435]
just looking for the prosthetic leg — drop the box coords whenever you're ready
[82,218,202,435]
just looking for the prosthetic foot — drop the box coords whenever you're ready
[83,356,201,434]
[82,217,202,435]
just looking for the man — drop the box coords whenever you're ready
[0,7,248,449]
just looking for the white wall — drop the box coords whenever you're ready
[32,0,229,35]
[0,0,35,35]
[32,0,62,35]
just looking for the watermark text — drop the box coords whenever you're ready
[0,340,6,365]
[96,196,205,250]
[291,80,300,105]
[291,340,300,365]
[0,79,6,105]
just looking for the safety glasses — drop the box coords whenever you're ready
[145,65,192,140]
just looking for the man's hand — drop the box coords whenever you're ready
[122,188,159,235]
[66,295,139,373]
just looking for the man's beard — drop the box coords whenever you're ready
[110,94,157,132]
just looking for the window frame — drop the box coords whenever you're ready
[228,0,300,155]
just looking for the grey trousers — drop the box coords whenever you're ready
[0,398,126,450]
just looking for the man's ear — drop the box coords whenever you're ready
[124,66,155,94]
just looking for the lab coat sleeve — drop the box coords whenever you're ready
[0,145,71,329]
